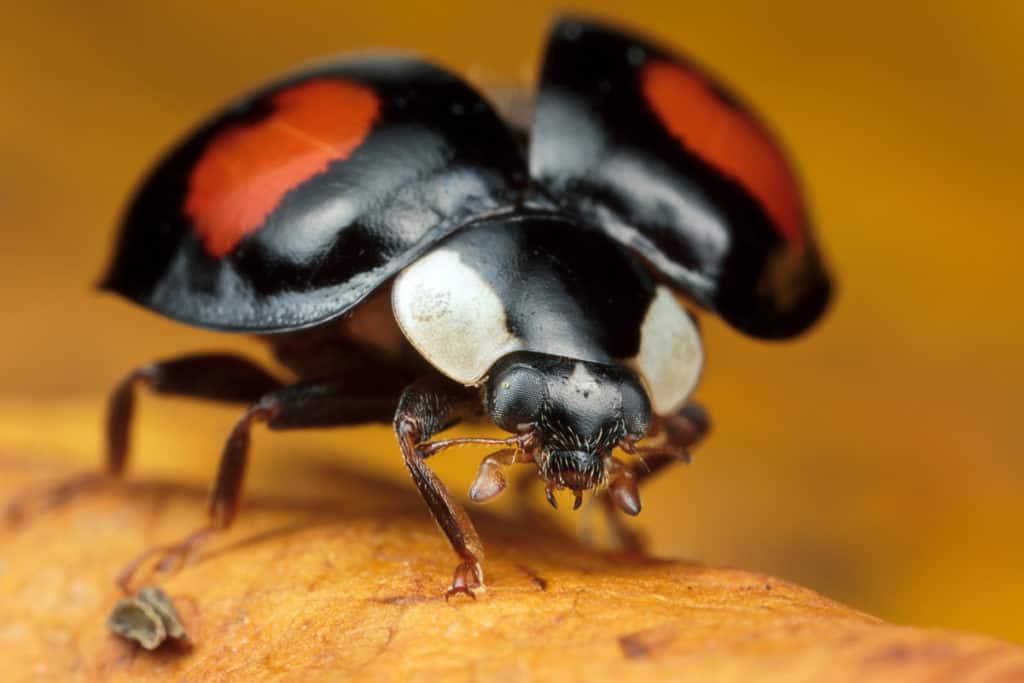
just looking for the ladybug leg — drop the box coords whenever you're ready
[641,404,711,462]
[4,353,282,527]
[601,404,711,552]
[116,378,397,593]
[393,377,487,600]
[106,353,285,476]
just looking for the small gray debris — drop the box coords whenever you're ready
[107,586,187,650]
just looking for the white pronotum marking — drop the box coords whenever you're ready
[629,286,704,414]
[392,248,522,385]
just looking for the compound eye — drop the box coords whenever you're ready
[488,366,546,431]
[620,379,652,439]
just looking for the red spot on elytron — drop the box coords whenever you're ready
[641,60,805,247]
[185,79,380,258]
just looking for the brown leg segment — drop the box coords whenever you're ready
[468,448,529,504]
[4,353,282,527]
[393,377,486,600]
[625,404,710,484]
[106,353,285,476]
[116,379,397,593]
[602,404,711,551]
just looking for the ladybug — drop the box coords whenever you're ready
[48,17,832,598]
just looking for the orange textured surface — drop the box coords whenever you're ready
[2,415,1024,682]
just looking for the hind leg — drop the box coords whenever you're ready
[116,379,397,593]
[4,353,283,526]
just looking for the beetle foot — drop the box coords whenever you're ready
[445,559,484,601]
[116,525,215,594]
[3,471,107,529]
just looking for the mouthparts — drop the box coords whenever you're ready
[546,449,604,491]
[556,468,598,490]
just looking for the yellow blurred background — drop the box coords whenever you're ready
[2,0,1022,645]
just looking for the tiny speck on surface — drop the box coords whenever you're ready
[107,586,187,651]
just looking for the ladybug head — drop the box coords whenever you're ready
[481,352,651,508]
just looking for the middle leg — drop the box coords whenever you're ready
[117,379,398,592]
[5,352,283,528]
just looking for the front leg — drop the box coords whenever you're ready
[602,404,711,550]
[393,377,486,599]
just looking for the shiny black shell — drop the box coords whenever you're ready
[102,57,523,331]
[102,17,832,340]
[528,19,830,338]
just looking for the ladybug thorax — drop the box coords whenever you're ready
[391,214,705,414]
